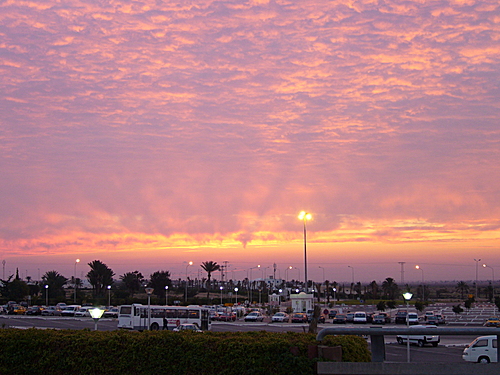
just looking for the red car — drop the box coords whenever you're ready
[218,313,237,322]
[291,313,307,323]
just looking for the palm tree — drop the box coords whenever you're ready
[381,277,399,300]
[368,280,379,299]
[456,281,469,300]
[201,261,220,299]
[149,270,171,299]
[120,271,144,297]
[87,260,115,297]
[42,270,68,303]
[324,280,330,304]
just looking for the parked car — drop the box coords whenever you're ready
[103,307,119,318]
[25,306,43,315]
[434,313,445,325]
[332,314,347,324]
[172,323,202,332]
[407,312,419,325]
[372,314,387,325]
[484,316,500,327]
[463,335,498,363]
[61,305,81,317]
[218,312,237,322]
[395,310,408,324]
[244,311,264,322]
[424,311,435,321]
[346,313,355,323]
[7,304,26,315]
[74,306,95,317]
[379,312,391,323]
[353,311,368,324]
[328,310,337,319]
[426,315,440,325]
[306,310,325,323]
[396,325,440,347]
[291,313,308,323]
[41,306,62,316]
[271,312,289,323]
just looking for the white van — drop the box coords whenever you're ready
[353,311,367,324]
[396,324,440,347]
[462,335,498,363]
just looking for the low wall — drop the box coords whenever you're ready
[317,362,500,375]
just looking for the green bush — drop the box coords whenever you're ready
[0,329,370,374]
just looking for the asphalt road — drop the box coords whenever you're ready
[0,316,479,363]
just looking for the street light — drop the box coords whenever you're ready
[332,287,337,307]
[298,211,312,291]
[483,264,495,310]
[285,266,292,283]
[145,287,154,330]
[474,258,481,299]
[415,265,424,300]
[318,266,325,282]
[403,292,413,363]
[165,285,169,305]
[74,259,80,303]
[185,261,193,302]
[89,308,105,331]
[234,287,238,305]
[278,289,283,305]
[45,284,49,306]
[220,286,224,305]
[107,285,111,308]
[348,265,354,285]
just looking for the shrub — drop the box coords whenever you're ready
[0,329,370,374]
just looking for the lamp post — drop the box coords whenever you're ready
[90,308,105,331]
[403,292,413,363]
[45,284,49,306]
[348,265,354,285]
[333,287,337,307]
[74,259,80,303]
[165,285,169,305]
[234,287,238,305]
[220,286,224,305]
[107,285,111,308]
[415,265,424,300]
[474,258,481,299]
[285,266,292,284]
[185,261,193,302]
[298,211,312,291]
[483,264,495,310]
[145,287,154,330]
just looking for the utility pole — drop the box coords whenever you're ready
[398,262,406,285]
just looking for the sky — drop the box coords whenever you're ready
[1,0,499,284]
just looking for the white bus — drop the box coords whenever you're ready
[118,304,211,331]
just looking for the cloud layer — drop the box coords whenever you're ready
[1,0,499,279]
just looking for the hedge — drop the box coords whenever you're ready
[0,329,370,374]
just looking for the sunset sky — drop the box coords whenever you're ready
[1,0,499,284]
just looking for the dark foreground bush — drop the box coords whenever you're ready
[0,329,370,375]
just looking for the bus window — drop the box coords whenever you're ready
[188,309,200,319]
[120,306,132,315]
[165,309,177,318]
[178,309,188,319]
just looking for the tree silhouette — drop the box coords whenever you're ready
[149,270,171,299]
[201,261,220,299]
[42,270,68,302]
[120,271,144,297]
[381,277,399,300]
[456,281,469,300]
[87,260,114,297]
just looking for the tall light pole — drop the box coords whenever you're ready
[403,292,413,363]
[318,266,325,282]
[415,265,424,300]
[348,265,354,284]
[74,259,80,303]
[333,287,337,307]
[45,284,49,306]
[483,264,495,309]
[298,211,312,292]
[107,285,111,308]
[234,287,238,305]
[474,258,481,299]
[220,286,224,305]
[285,266,292,283]
[165,285,169,305]
[145,287,154,330]
[185,261,193,302]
